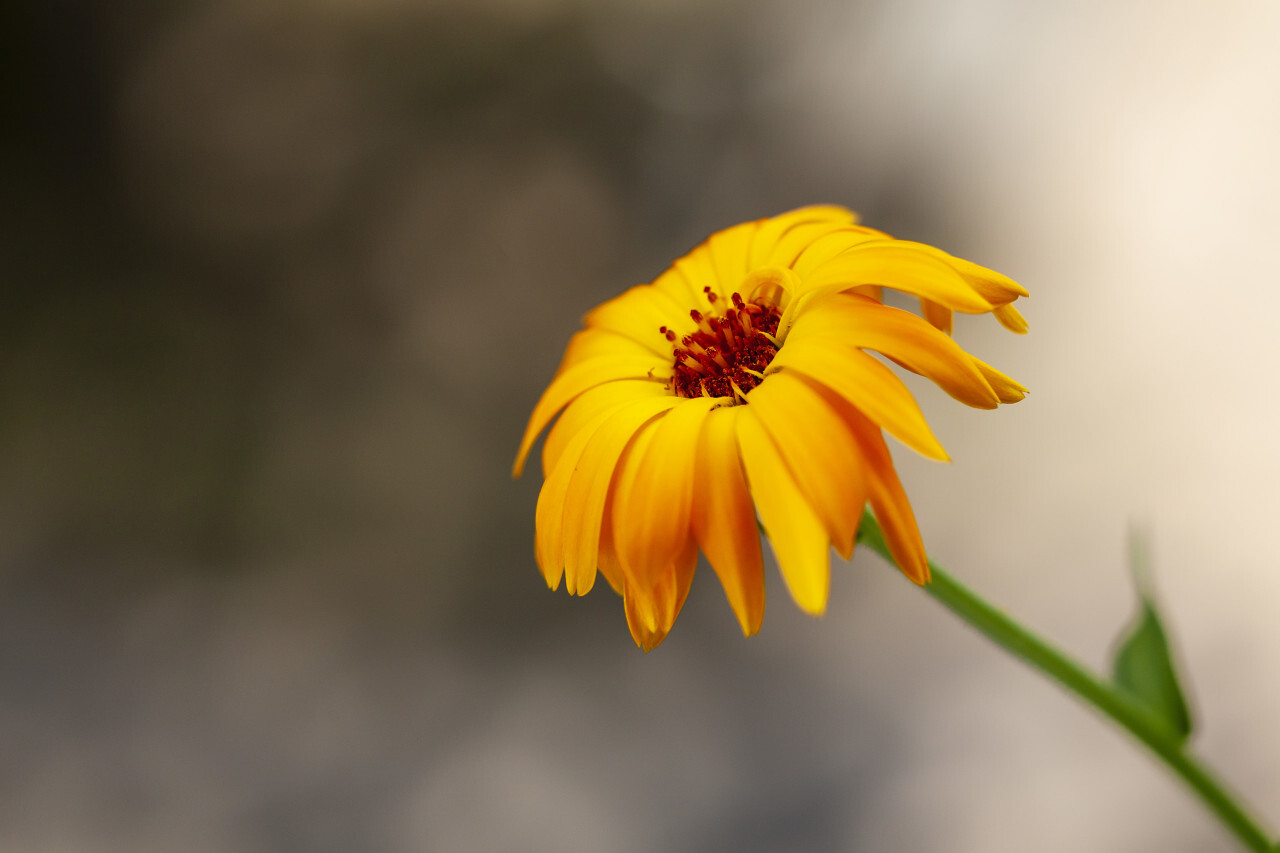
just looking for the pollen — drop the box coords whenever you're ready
[668,288,782,402]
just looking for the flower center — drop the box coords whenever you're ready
[664,287,782,401]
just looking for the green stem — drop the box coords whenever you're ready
[857,513,1275,852]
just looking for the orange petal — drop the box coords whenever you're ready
[596,485,625,595]
[745,372,867,559]
[623,535,698,651]
[610,397,718,591]
[691,406,766,636]
[736,408,831,615]
[561,396,681,595]
[836,401,930,585]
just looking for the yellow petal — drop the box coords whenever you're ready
[691,406,766,636]
[790,204,859,224]
[534,404,621,590]
[553,328,659,378]
[623,585,664,651]
[771,338,949,461]
[596,486,624,595]
[742,265,800,309]
[650,264,701,307]
[804,243,996,314]
[788,295,1001,409]
[706,221,760,300]
[839,404,930,585]
[584,285,694,356]
[776,280,863,339]
[673,246,719,304]
[972,357,1028,403]
[622,535,698,652]
[736,409,831,615]
[561,396,681,595]
[994,303,1029,334]
[514,354,666,478]
[749,206,857,269]
[609,396,719,591]
[941,252,1029,303]
[789,226,893,278]
[745,372,867,559]
[920,298,953,335]
[542,379,669,477]
[605,416,657,585]
[760,221,855,271]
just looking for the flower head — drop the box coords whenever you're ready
[515,206,1027,650]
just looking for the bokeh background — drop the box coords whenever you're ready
[4,1,1279,850]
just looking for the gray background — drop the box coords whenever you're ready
[3,1,1279,850]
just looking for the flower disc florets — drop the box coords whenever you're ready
[667,287,782,402]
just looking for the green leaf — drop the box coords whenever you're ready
[1110,526,1193,743]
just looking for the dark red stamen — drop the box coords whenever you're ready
[662,291,782,401]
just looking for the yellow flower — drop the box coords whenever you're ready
[514,206,1027,650]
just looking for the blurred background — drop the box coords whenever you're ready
[3,0,1279,850]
